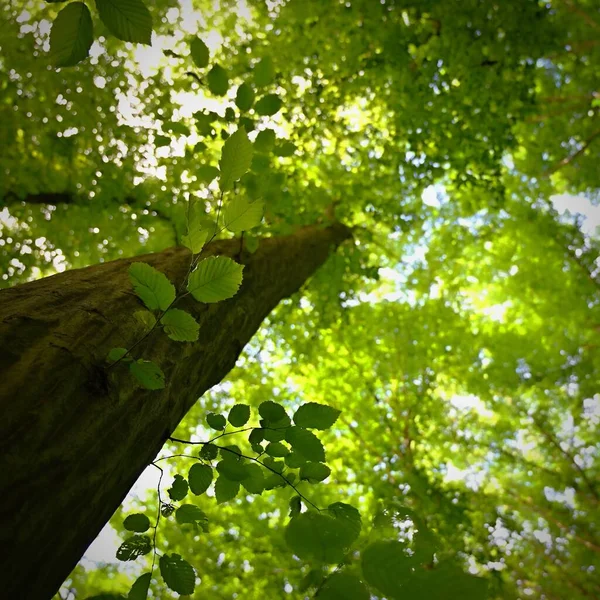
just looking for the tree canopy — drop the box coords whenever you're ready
[1,1,599,599]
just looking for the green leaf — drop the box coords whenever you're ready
[285,452,306,468]
[275,141,297,157]
[236,83,255,111]
[248,428,264,444]
[206,412,227,430]
[187,256,244,303]
[188,463,213,495]
[259,401,288,423]
[107,348,129,363]
[254,129,276,152]
[253,56,275,87]
[96,0,152,44]
[285,511,359,563]
[199,443,219,460]
[299,462,331,483]
[286,426,325,462]
[50,2,94,67]
[154,134,170,147]
[181,227,209,254]
[160,503,175,517]
[116,535,152,561]
[123,513,150,533]
[241,463,265,494]
[128,262,175,311]
[128,572,151,600]
[223,197,264,233]
[266,441,289,457]
[264,473,286,490]
[263,457,285,473]
[190,37,209,68]
[293,402,341,430]
[217,458,249,481]
[133,310,156,330]
[244,234,260,254]
[129,360,165,390]
[262,427,286,442]
[159,553,196,596]
[228,404,251,427]
[207,64,229,96]
[360,541,416,598]
[317,572,370,600]
[175,504,208,526]
[215,474,240,503]
[255,94,283,116]
[161,309,199,342]
[328,503,362,541]
[197,165,219,184]
[219,127,253,192]
[289,495,302,518]
[167,474,188,502]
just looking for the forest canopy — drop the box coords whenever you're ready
[0,1,599,599]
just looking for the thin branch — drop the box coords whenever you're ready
[547,129,600,175]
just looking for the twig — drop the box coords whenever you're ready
[547,129,600,175]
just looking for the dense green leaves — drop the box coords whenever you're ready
[129,360,165,390]
[161,309,199,342]
[50,3,93,67]
[187,256,244,303]
[123,514,150,533]
[95,0,152,45]
[293,403,341,430]
[219,127,253,192]
[128,263,175,311]
[188,463,213,495]
[159,554,196,595]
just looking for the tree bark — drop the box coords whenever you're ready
[0,222,351,599]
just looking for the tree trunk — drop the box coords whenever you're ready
[0,222,351,599]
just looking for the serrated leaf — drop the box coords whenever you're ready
[223,197,264,233]
[182,227,209,254]
[207,64,229,96]
[228,404,251,427]
[293,403,341,430]
[266,441,289,457]
[188,463,213,495]
[50,2,94,67]
[286,426,325,462]
[317,572,370,600]
[107,348,129,363]
[161,309,199,342]
[96,0,152,44]
[217,458,249,481]
[241,463,265,494]
[262,427,286,442]
[187,256,244,303]
[248,428,264,444]
[254,128,276,152]
[285,511,359,563]
[190,37,209,68]
[300,462,331,483]
[128,262,175,311]
[116,535,152,561]
[215,475,240,503]
[159,554,195,596]
[219,127,253,192]
[206,412,227,430]
[175,504,208,526]
[258,401,288,423]
[168,474,188,501]
[199,443,219,460]
[253,56,275,87]
[255,94,283,116]
[289,495,302,518]
[328,503,361,541]
[128,572,151,600]
[130,360,165,390]
[123,513,150,533]
[134,310,156,329]
[236,83,255,111]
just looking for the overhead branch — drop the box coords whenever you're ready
[547,129,600,175]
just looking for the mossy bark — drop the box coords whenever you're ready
[0,223,351,599]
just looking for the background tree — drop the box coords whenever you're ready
[0,0,598,599]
